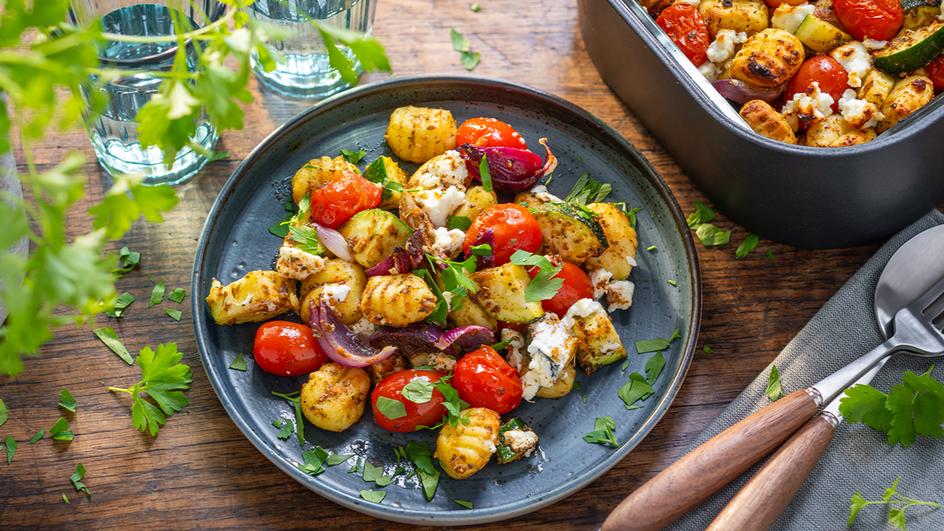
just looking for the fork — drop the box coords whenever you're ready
[603,275,944,531]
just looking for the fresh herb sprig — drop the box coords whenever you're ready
[583,416,618,447]
[564,173,612,205]
[848,477,942,530]
[107,343,192,437]
[766,365,784,401]
[509,250,563,302]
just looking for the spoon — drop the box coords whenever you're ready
[706,225,944,530]
[603,224,944,531]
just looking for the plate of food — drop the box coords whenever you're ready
[191,76,701,525]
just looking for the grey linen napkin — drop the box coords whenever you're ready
[675,210,944,531]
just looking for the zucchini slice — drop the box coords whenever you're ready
[874,22,944,73]
[901,0,939,11]
[531,202,608,265]
[470,263,545,324]
[794,15,851,53]
[338,209,412,268]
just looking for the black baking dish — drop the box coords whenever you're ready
[579,0,944,248]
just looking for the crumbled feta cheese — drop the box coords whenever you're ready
[414,185,466,227]
[698,61,720,81]
[503,429,539,457]
[863,38,887,50]
[502,329,527,373]
[626,255,638,268]
[589,269,612,300]
[562,298,607,329]
[782,81,834,130]
[771,3,815,34]
[830,41,871,88]
[484,439,497,453]
[321,283,350,303]
[411,150,468,191]
[606,280,635,312]
[522,315,574,401]
[838,88,884,129]
[350,318,376,337]
[706,30,748,64]
[528,184,563,203]
[432,226,465,258]
[275,245,326,280]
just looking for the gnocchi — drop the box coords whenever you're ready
[385,106,458,163]
[435,407,500,480]
[300,363,371,432]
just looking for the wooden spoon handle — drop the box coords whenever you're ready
[602,389,819,531]
[707,414,836,531]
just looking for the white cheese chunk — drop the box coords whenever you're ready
[771,4,815,34]
[414,185,466,227]
[503,429,539,458]
[606,280,635,312]
[521,315,574,401]
[589,269,612,300]
[706,29,747,64]
[838,88,884,129]
[275,245,326,281]
[432,226,466,258]
[830,41,871,88]
[321,283,350,303]
[412,150,468,192]
[782,81,835,130]
[698,61,720,82]
[863,38,888,50]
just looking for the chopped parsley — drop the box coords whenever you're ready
[686,201,716,228]
[167,288,186,304]
[401,377,435,403]
[70,463,91,497]
[94,326,133,365]
[149,281,165,307]
[646,245,657,252]
[49,417,74,441]
[619,373,654,410]
[268,201,298,238]
[666,279,677,286]
[363,157,404,201]
[450,28,480,70]
[288,225,326,256]
[765,365,783,402]
[564,173,612,204]
[114,247,141,275]
[403,441,440,500]
[583,416,618,447]
[644,352,666,384]
[479,154,493,193]
[105,291,135,318]
[412,268,449,327]
[375,396,407,420]
[694,223,731,247]
[635,329,681,354]
[58,388,77,413]
[469,243,492,256]
[165,308,182,321]
[0,398,6,427]
[446,215,472,231]
[470,3,481,12]
[272,419,293,440]
[509,250,563,302]
[362,461,397,486]
[229,352,248,371]
[272,390,305,445]
[455,499,474,509]
[360,489,387,503]
[28,429,44,444]
[736,233,759,258]
[340,148,367,165]
[4,435,15,464]
[703,344,714,354]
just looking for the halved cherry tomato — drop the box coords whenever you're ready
[253,321,326,376]
[528,261,594,317]
[784,56,849,112]
[453,346,522,414]
[927,54,944,91]
[464,203,543,266]
[833,0,902,41]
[655,4,710,66]
[308,170,382,229]
[371,370,447,432]
[456,117,529,149]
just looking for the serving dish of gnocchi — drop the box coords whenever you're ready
[192,76,700,524]
[644,0,944,146]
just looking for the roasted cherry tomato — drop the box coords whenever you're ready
[453,346,523,414]
[784,56,849,112]
[528,261,594,317]
[927,54,944,91]
[833,0,902,41]
[655,4,710,66]
[464,203,543,266]
[308,170,382,229]
[371,369,447,432]
[253,321,326,376]
[456,117,529,149]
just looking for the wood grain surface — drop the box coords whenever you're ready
[0,1,881,528]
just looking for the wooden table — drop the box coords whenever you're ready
[0,1,880,528]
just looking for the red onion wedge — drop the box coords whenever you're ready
[465,227,495,269]
[309,300,396,367]
[365,230,426,277]
[314,223,354,262]
[458,137,558,193]
[433,325,494,352]
[713,79,785,104]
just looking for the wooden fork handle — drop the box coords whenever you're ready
[602,389,819,531]
[707,414,836,531]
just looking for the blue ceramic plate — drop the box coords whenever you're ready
[192,76,701,525]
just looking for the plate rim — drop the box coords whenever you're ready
[191,74,703,525]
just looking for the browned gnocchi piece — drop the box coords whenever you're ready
[726,29,805,88]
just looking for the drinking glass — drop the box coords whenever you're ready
[70,1,224,185]
[250,0,376,99]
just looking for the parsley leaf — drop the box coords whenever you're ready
[311,22,392,85]
[686,201,716,228]
[105,291,135,319]
[62,494,70,504]
[272,419,293,441]
[509,250,563,302]
[624,206,642,229]
[583,416,618,447]
[272,391,305,445]
[229,352,248,372]
[49,417,74,441]
[695,224,732,247]
[645,352,666,384]
[70,463,91,497]
[363,158,404,201]
[165,308,182,321]
[29,429,44,444]
[404,441,440,500]
[450,28,480,71]
[362,461,396,486]
[412,269,448,327]
[618,373,654,410]
[841,368,944,447]
[340,148,367,165]
[376,396,407,420]
[635,329,681,354]
[269,201,298,238]
[435,379,470,427]
[470,2,482,11]
[93,327,133,365]
[446,215,472,231]
[736,233,759,259]
[107,343,192,437]
[455,499,474,509]
[360,489,386,503]
[149,282,165,307]
[300,447,329,476]
[114,247,141,275]
[58,388,77,413]
[4,435,15,464]
[479,155,493,193]
[401,377,435,403]
[327,453,354,466]
[167,288,186,304]
[703,344,714,354]
[848,477,942,529]
[288,225,326,256]
[564,173,612,205]
[765,365,784,402]
[469,243,492,256]
[0,399,6,427]
[428,255,479,311]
